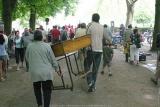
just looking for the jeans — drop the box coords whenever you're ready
[84,50,102,88]
[33,80,52,107]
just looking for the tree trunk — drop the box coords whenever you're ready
[29,6,36,30]
[125,4,134,27]
[2,0,12,36]
[155,51,160,80]
[151,0,160,50]
[2,0,17,36]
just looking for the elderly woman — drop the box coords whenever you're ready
[25,30,61,107]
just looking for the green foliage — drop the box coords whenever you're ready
[64,0,77,16]
[0,0,2,17]
[13,0,78,20]
[134,11,152,27]
[11,0,78,29]
[19,18,29,28]
[12,0,29,20]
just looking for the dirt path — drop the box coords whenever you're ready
[0,49,159,107]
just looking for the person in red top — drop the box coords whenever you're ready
[51,26,60,44]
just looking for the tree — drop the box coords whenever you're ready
[134,11,152,27]
[13,0,77,30]
[1,0,17,35]
[151,0,160,50]
[151,0,160,85]
[64,0,77,16]
[0,0,77,32]
[0,0,2,16]
[96,0,104,13]
[125,0,138,27]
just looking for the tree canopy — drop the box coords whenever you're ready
[13,0,77,29]
[0,0,2,16]
[13,0,77,20]
[0,0,78,33]
[134,10,152,27]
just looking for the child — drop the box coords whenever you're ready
[101,44,114,76]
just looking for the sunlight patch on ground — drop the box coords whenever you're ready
[141,63,156,73]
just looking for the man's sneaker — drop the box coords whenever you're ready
[88,86,96,92]
[88,87,93,92]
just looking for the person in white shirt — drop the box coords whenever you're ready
[39,25,48,42]
[84,13,111,92]
[75,23,87,38]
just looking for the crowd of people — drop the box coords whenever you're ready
[0,13,160,107]
[0,13,113,107]
[3,25,77,71]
